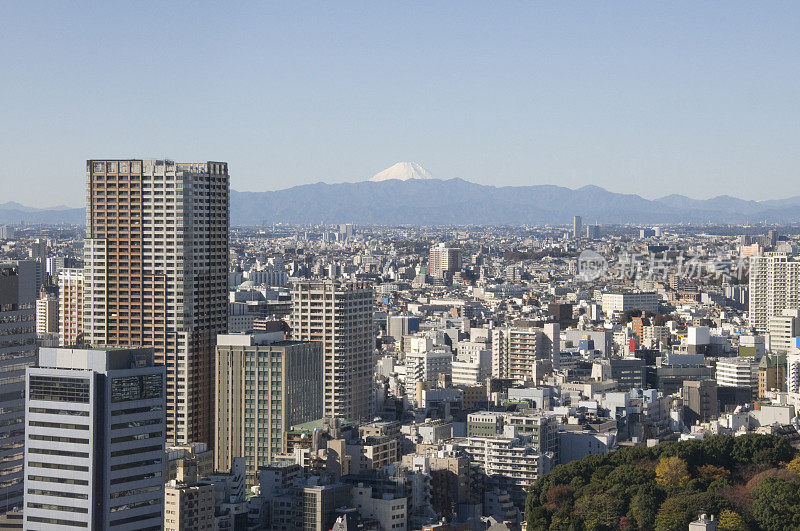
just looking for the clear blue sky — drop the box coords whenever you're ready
[1,2,798,207]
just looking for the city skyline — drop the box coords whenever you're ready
[1,3,799,206]
[5,4,800,529]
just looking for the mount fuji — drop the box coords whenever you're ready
[369,162,434,182]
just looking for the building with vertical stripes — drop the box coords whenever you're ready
[83,159,229,445]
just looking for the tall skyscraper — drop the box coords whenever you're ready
[290,280,374,422]
[83,159,229,445]
[0,260,37,515]
[214,333,323,483]
[749,252,800,333]
[28,239,47,292]
[23,346,166,530]
[573,215,583,239]
[429,243,461,277]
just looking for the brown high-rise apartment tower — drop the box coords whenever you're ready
[84,159,229,445]
[429,242,461,277]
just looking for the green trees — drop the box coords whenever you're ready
[525,433,797,530]
[751,476,800,531]
[629,486,658,529]
[654,497,690,531]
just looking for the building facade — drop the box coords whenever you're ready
[768,309,800,353]
[83,159,229,445]
[601,292,659,315]
[0,260,37,514]
[23,346,165,530]
[491,323,560,383]
[214,333,323,483]
[35,295,58,336]
[749,253,800,333]
[429,243,461,277]
[58,268,83,346]
[290,281,374,422]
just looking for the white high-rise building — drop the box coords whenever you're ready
[768,309,800,353]
[492,323,560,383]
[0,225,16,240]
[83,159,229,445]
[35,295,58,336]
[787,342,800,397]
[290,280,374,422]
[0,260,37,515]
[749,253,800,333]
[23,346,165,530]
[405,348,453,396]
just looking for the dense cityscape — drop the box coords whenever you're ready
[0,159,799,530]
[3,3,800,531]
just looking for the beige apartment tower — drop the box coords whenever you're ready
[58,267,83,346]
[83,159,229,445]
[290,280,374,422]
[35,294,58,336]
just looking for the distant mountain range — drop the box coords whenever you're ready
[0,202,84,225]
[230,176,800,226]
[4,163,800,226]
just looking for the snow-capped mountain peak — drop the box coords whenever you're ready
[369,162,433,182]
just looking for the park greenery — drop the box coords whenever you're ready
[525,433,800,530]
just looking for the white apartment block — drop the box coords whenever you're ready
[405,349,452,397]
[601,292,659,316]
[350,484,407,531]
[36,296,58,336]
[451,436,553,503]
[749,253,800,333]
[451,359,489,386]
[787,343,800,398]
[716,357,758,392]
[768,309,800,353]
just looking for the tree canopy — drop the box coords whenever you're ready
[525,433,797,530]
